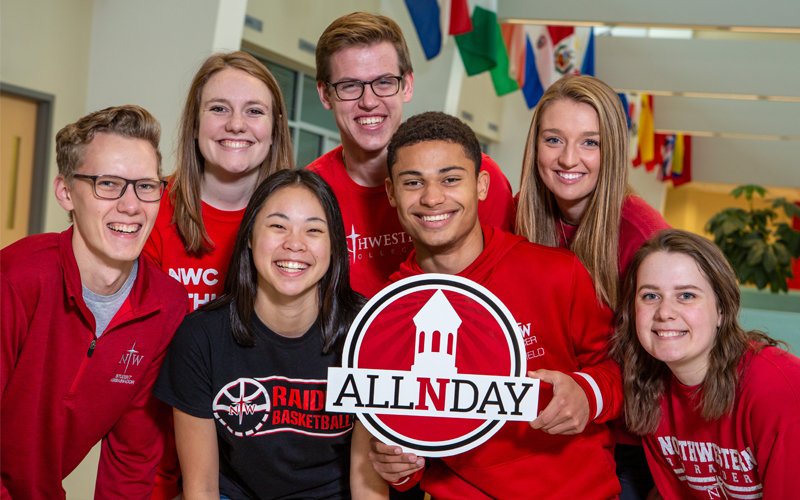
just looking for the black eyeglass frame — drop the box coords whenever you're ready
[73,174,168,202]
[328,75,405,101]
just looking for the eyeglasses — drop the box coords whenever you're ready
[328,75,404,101]
[73,174,168,202]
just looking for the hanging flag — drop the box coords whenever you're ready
[489,22,519,96]
[580,28,595,76]
[670,134,692,186]
[521,34,545,108]
[617,93,630,129]
[455,6,498,75]
[404,0,443,60]
[635,94,655,167]
[501,24,526,87]
[627,93,643,162]
[448,0,472,35]
[658,134,677,181]
[645,133,665,172]
[549,26,576,82]
[526,25,553,91]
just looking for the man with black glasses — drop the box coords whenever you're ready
[309,12,516,298]
[1,105,189,499]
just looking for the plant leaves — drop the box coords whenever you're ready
[747,241,766,266]
[762,245,777,272]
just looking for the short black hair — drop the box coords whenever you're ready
[387,111,482,178]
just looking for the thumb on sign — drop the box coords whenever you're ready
[527,369,590,435]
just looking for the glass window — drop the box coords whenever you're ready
[263,60,297,121]
[301,75,338,133]
[297,130,322,169]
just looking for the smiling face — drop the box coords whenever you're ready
[197,67,274,179]
[55,133,160,271]
[318,41,413,156]
[536,98,601,223]
[386,140,488,264]
[250,185,331,307]
[635,251,723,386]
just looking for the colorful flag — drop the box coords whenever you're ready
[448,0,472,35]
[634,94,655,167]
[627,93,643,162]
[404,0,442,60]
[501,24,526,87]
[580,28,595,76]
[670,134,692,186]
[455,6,497,75]
[489,22,519,96]
[526,25,553,92]
[617,93,630,129]
[658,134,677,181]
[521,34,545,107]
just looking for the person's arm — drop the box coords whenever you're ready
[174,408,219,500]
[759,421,800,499]
[350,421,390,500]
[363,424,425,491]
[529,257,623,435]
[0,276,25,499]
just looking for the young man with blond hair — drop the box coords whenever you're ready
[1,105,189,499]
[309,12,516,298]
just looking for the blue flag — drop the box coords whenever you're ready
[522,35,545,108]
[580,28,595,76]
[617,93,630,129]
[404,0,442,60]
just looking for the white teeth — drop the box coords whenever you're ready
[557,172,584,180]
[356,116,385,126]
[421,213,452,222]
[276,261,309,272]
[656,330,687,338]
[107,223,140,234]
[219,140,251,149]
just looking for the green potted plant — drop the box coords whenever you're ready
[706,185,800,293]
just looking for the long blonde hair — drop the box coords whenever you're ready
[516,75,629,310]
[171,51,294,254]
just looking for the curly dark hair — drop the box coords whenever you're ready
[386,111,482,178]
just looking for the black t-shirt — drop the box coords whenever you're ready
[154,307,353,500]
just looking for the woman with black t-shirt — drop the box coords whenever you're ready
[154,169,365,499]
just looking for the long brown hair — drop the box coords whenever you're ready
[516,75,629,310]
[171,51,294,254]
[610,229,783,434]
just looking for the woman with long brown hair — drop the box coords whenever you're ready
[516,74,669,499]
[611,229,799,499]
[144,51,293,499]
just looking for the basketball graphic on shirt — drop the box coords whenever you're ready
[331,274,530,456]
[213,378,271,437]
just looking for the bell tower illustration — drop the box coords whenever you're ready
[411,290,461,375]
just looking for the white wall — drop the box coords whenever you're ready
[86,0,247,176]
[0,0,94,233]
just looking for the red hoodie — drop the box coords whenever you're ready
[1,228,189,499]
[388,226,622,500]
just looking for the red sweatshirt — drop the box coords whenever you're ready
[643,346,800,500]
[1,228,189,500]
[558,195,670,446]
[308,146,516,298]
[388,226,623,500]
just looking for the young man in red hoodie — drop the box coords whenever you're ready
[309,12,516,299]
[0,105,189,499]
[352,111,623,500]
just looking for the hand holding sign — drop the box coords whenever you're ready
[367,437,425,483]
[528,369,590,435]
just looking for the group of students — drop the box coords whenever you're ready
[1,11,798,500]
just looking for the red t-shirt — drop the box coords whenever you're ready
[643,346,800,500]
[143,187,245,311]
[308,146,515,298]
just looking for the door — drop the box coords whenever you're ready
[1,93,38,248]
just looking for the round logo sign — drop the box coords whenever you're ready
[340,274,526,456]
[213,378,271,437]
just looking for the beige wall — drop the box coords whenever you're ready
[1,0,94,233]
[663,182,800,237]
